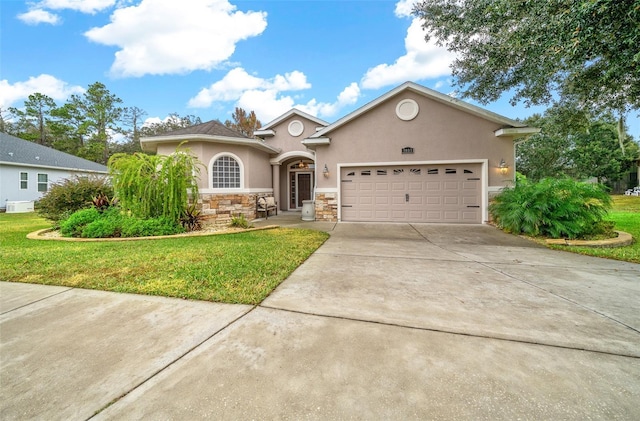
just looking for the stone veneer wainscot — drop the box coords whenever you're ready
[314,193,338,222]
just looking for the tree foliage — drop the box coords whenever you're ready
[108,148,201,222]
[139,113,203,137]
[8,93,57,146]
[3,81,213,164]
[413,0,640,117]
[224,107,262,137]
[517,103,639,183]
[67,82,124,164]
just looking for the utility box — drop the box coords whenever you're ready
[6,201,35,213]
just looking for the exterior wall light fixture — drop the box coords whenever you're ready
[499,159,509,175]
[323,164,330,178]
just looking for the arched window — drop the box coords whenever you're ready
[212,155,241,188]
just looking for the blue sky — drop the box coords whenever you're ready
[1,0,638,139]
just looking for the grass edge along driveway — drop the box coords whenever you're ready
[543,195,640,264]
[0,213,329,305]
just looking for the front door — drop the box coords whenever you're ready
[289,171,314,209]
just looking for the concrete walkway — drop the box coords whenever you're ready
[1,217,639,420]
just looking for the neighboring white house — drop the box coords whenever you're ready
[0,132,108,210]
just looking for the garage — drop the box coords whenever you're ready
[340,163,482,223]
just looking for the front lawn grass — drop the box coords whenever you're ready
[546,195,640,263]
[0,213,329,304]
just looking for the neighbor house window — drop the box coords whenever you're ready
[20,172,28,189]
[212,155,241,188]
[37,174,48,192]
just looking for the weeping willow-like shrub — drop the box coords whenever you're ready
[489,176,612,239]
[108,148,201,222]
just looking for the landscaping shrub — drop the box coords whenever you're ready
[109,149,201,223]
[489,176,612,239]
[179,204,203,232]
[37,175,113,223]
[230,213,253,229]
[60,207,184,238]
[91,193,118,212]
[81,208,124,238]
[121,217,184,237]
[60,207,101,237]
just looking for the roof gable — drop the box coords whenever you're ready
[139,120,280,154]
[260,109,329,131]
[310,81,526,139]
[0,132,108,172]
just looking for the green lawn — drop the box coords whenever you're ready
[0,213,329,304]
[546,195,640,263]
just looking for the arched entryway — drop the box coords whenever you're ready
[270,151,315,211]
[287,159,315,210]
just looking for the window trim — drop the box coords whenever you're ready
[20,172,28,190]
[208,152,244,191]
[37,173,49,192]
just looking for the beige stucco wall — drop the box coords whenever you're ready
[264,115,325,153]
[157,141,272,191]
[314,91,516,190]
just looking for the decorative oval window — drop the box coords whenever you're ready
[395,99,419,121]
[288,120,305,137]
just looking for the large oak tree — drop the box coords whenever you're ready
[413,0,639,137]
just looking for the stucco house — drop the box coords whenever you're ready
[0,132,108,211]
[140,81,539,224]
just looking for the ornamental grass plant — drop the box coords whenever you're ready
[108,148,201,223]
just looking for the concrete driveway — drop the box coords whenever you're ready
[1,222,639,420]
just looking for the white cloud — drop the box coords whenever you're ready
[17,9,61,25]
[297,83,361,118]
[188,68,310,108]
[188,68,361,121]
[39,0,117,14]
[360,16,455,90]
[84,0,268,77]
[394,0,417,18]
[0,74,84,108]
[142,114,184,128]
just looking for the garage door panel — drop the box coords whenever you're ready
[443,181,459,190]
[392,210,408,219]
[408,182,423,190]
[462,211,479,221]
[391,195,405,205]
[443,196,459,205]
[426,182,441,191]
[341,164,481,223]
[426,211,442,220]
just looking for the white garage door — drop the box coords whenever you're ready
[341,164,482,223]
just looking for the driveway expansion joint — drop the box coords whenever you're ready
[86,304,257,420]
[258,305,640,360]
[480,262,640,336]
[0,285,74,316]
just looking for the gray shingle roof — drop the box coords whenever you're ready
[154,120,250,139]
[0,132,108,172]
